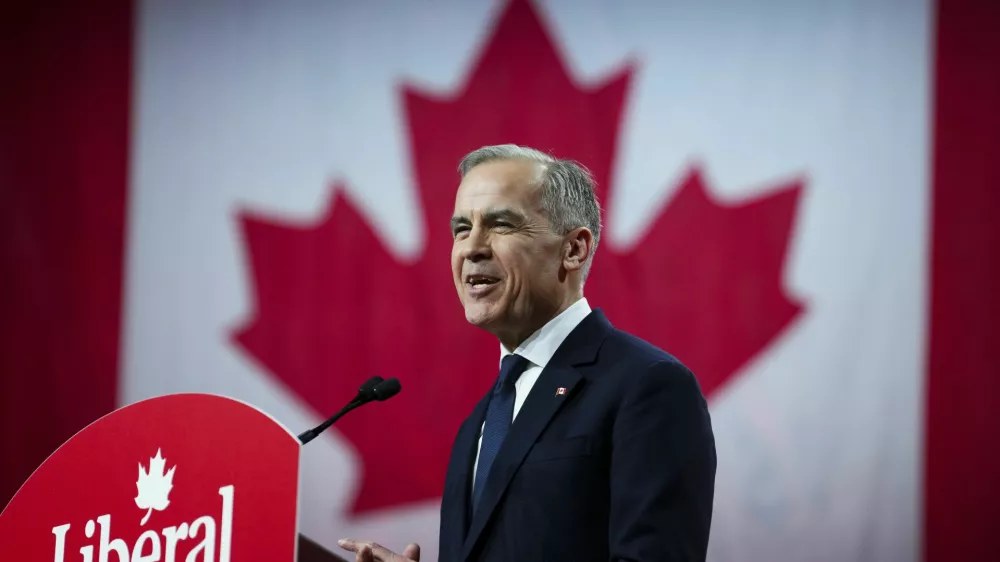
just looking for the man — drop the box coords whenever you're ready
[340,145,716,561]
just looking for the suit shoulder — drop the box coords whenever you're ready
[602,326,686,369]
[599,327,704,395]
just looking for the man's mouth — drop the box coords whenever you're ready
[466,275,501,287]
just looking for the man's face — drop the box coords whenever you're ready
[451,159,566,338]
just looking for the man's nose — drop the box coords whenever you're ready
[460,228,492,262]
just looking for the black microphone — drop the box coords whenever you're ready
[298,377,401,445]
[357,376,385,402]
[372,377,401,401]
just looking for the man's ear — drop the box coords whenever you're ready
[562,227,594,274]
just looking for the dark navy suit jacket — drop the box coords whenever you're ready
[438,310,717,562]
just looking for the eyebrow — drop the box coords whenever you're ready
[450,215,471,232]
[450,208,527,232]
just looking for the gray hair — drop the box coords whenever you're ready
[458,144,602,282]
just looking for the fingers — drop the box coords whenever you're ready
[338,539,374,562]
[403,543,421,561]
[369,543,401,561]
[338,539,414,562]
[338,539,363,553]
[354,544,373,562]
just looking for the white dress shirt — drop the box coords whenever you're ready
[471,297,593,488]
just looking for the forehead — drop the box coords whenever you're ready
[454,159,545,214]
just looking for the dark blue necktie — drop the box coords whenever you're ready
[472,353,530,511]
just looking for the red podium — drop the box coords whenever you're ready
[0,393,346,561]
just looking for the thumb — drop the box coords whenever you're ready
[402,543,421,561]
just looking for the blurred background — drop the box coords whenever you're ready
[2,0,997,560]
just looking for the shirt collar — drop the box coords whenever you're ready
[499,297,592,369]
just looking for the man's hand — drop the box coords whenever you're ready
[337,539,420,562]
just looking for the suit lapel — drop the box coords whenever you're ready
[441,393,490,556]
[460,309,613,560]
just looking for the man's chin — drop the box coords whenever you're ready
[464,305,499,329]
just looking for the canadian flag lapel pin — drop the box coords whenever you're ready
[555,387,567,396]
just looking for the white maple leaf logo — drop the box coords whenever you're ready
[134,448,176,525]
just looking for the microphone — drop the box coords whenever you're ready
[372,377,401,401]
[298,377,401,445]
[357,376,385,402]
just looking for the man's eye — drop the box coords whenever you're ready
[495,222,513,229]
[453,226,470,237]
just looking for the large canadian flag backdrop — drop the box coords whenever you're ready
[2,0,997,561]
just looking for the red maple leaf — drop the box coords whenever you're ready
[232,0,804,516]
